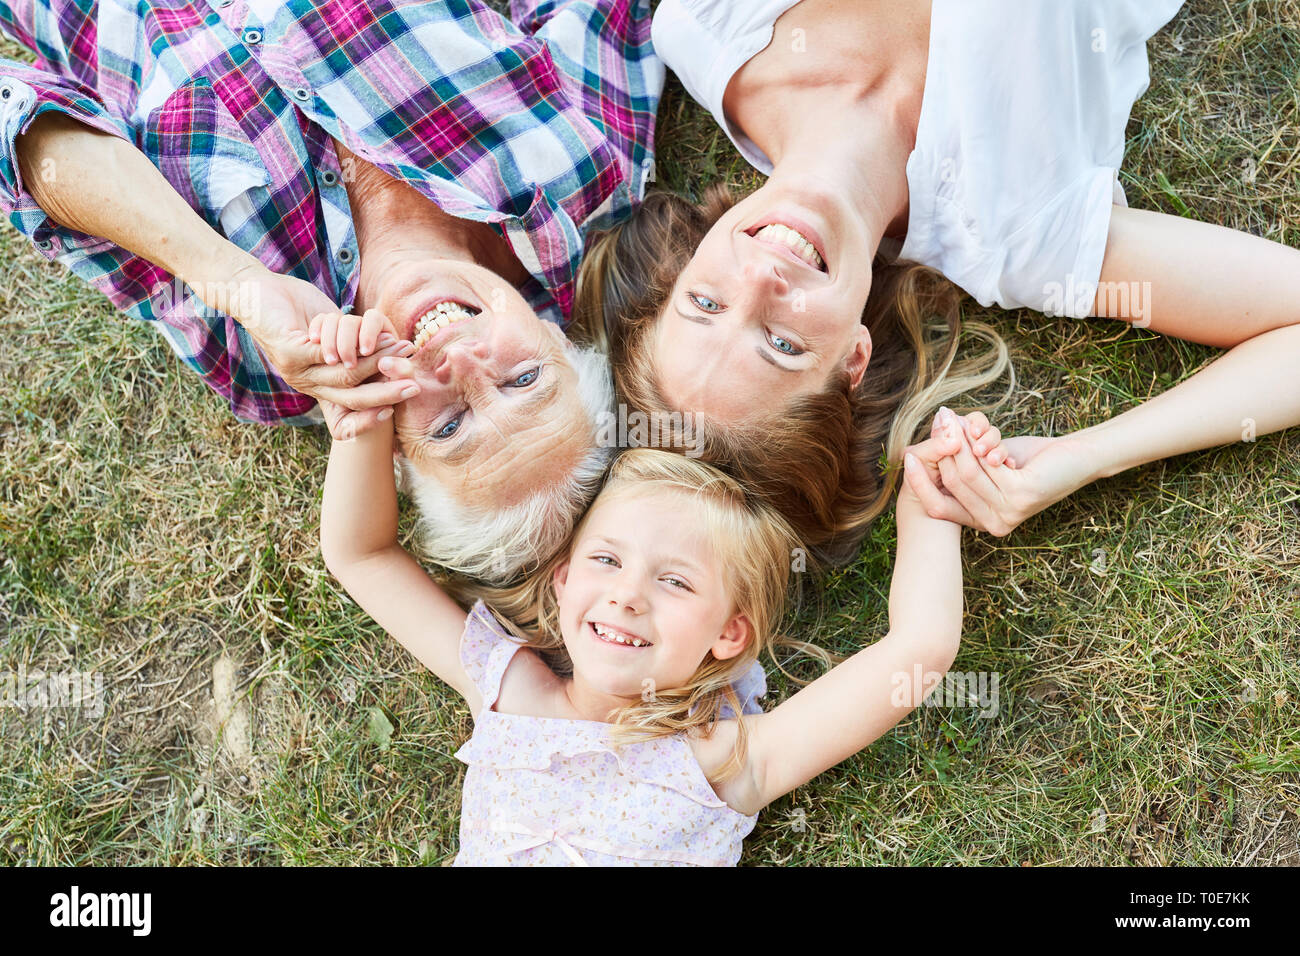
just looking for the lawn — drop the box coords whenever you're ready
[1,0,1297,866]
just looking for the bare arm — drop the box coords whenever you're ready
[904,205,1300,533]
[320,420,479,710]
[15,112,415,421]
[724,472,963,814]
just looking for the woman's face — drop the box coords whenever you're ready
[374,256,591,510]
[652,180,876,421]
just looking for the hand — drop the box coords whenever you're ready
[902,408,1094,536]
[307,306,401,369]
[209,261,420,415]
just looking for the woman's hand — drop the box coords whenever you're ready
[215,261,419,413]
[310,308,416,441]
[902,408,1094,536]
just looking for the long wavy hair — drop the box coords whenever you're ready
[571,186,1012,566]
[457,449,832,783]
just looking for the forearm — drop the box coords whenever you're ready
[321,422,401,571]
[15,111,261,289]
[888,490,964,643]
[1074,323,1300,480]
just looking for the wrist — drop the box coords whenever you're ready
[1061,426,1129,482]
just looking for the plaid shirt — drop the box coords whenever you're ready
[0,0,662,423]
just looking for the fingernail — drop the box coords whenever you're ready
[401,386,419,399]
[904,453,917,469]
[378,357,394,372]
[325,353,336,364]
[939,406,952,420]
[377,407,393,422]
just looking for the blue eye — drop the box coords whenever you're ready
[688,292,723,313]
[510,367,540,387]
[663,576,692,591]
[768,332,803,355]
[433,414,463,440]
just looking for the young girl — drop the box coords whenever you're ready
[321,377,966,866]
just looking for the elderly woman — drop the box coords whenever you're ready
[0,0,662,582]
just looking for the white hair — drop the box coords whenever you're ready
[398,344,614,585]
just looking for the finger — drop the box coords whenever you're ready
[319,312,341,364]
[308,313,326,343]
[359,309,387,357]
[376,354,418,380]
[302,339,416,389]
[903,453,973,525]
[964,410,990,440]
[314,378,421,411]
[971,424,1001,456]
[934,414,1009,532]
[337,313,362,369]
[904,435,955,488]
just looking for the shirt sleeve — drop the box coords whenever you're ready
[0,58,168,321]
[508,0,665,228]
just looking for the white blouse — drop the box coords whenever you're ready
[652,0,1186,318]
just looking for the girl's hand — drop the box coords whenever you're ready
[308,307,404,369]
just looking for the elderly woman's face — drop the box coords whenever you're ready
[374,258,592,509]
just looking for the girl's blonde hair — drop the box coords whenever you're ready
[572,186,1012,567]
[461,448,829,782]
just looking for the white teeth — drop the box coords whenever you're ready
[592,622,648,647]
[755,223,825,270]
[412,301,477,349]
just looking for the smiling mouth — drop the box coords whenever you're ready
[748,222,827,272]
[412,301,480,350]
[589,621,652,649]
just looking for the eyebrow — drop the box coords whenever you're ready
[440,374,562,467]
[674,304,712,326]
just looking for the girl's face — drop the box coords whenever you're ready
[652,178,874,422]
[552,487,751,700]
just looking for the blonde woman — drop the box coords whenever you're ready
[577,0,1300,558]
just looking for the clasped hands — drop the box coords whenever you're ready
[901,406,1097,536]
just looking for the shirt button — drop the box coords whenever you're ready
[34,237,53,251]
[243,29,262,44]
[0,83,13,101]
[215,0,233,7]
[320,170,338,187]
[337,248,354,265]
[292,87,311,103]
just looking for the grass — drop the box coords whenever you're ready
[1,0,1298,866]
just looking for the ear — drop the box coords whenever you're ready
[551,559,572,602]
[845,324,872,389]
[711,613,752,661]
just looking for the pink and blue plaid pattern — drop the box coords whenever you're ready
[0,0,662,423]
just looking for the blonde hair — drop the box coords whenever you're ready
[573,186,1012,566]
[461,448,830,782]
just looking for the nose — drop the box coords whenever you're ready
[605,576,648,616]
[742,257,790,297]
[433,339,491,386]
